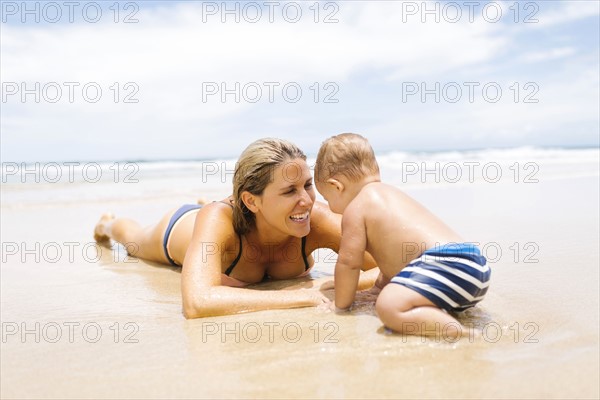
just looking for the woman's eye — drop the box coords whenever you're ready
[284,183,312,195]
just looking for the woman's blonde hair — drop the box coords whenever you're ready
[314,133,379,182]
[232,138,306,235]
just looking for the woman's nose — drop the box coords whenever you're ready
[299,189,313,206]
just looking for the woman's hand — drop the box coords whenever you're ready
[292,286,330,305]
[362,285,382,295]
[308,289,330,305]
[319,279,335,291]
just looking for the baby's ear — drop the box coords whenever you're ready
[327,178,344,192]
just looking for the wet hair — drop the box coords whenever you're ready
[232,138,306,235]
[314,133,379,182]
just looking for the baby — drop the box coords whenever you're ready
[314,133,490,338]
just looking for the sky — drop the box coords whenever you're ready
[1,0,599,162]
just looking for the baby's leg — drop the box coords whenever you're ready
[375,284,465,339]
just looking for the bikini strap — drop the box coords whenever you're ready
[301,236,310,271]
[224,234,243,276]
[227,236,308,276]
[217,199,234,207]
[219,197,308,274]
[214,199,243,276]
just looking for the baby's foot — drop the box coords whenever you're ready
[94,213,115,242]
[196,197,208,205]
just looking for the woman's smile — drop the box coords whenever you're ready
[289,211,310,223]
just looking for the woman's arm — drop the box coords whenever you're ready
[183,285,326,318]
[357,268,380,290]
[181,203,324,319]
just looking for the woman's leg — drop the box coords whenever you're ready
[94,212,174,264]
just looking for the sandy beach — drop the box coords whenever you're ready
[1,150,599,399]
[3,0,598,397]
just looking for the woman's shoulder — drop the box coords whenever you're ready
[199,198,234,214]
[310,201,334,223]
[194,199,238,241]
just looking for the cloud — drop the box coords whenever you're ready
[1,2,510,82]
[519,47,577,64]
[1,1,598,162]
[534,1,600,28]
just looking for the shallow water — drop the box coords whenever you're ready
[1,171,599,399]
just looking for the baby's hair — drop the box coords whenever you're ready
[315,133,379,182]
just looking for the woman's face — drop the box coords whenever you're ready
[254,158,315,238]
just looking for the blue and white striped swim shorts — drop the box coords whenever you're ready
[390,243,491,312]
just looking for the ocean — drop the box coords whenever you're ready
[2,146,598,208]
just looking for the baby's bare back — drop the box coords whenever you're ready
[356,182,462,278]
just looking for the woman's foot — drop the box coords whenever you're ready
[94,213,115,243]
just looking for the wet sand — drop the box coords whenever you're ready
[1,175,599,399]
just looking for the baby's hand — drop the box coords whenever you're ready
[330,302,351,313]
[317,299,351,313]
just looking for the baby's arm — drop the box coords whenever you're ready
[334,212,367,310]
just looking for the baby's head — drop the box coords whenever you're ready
[315,133,379,183]
[314,133,380,213]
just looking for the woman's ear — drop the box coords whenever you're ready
[327,178,345,192]
[241,191,260,213]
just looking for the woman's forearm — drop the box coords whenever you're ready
[183,286,323,319]
[356,267,380,290]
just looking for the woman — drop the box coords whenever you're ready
[94,138,377,318]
